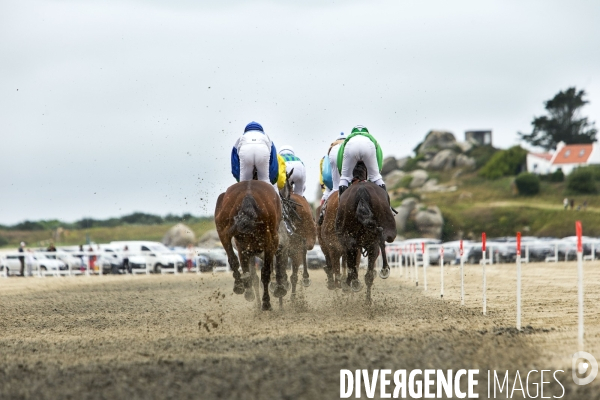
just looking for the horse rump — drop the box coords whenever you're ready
[231,195,259,234]
[355,186,376,229]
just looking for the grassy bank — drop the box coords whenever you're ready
[0,220,215,249]
[394,172,600,239]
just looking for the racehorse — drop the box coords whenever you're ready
[318,191,348,290]
[279,173,317,298]
[335,162,397,303]
[215,180,287,311]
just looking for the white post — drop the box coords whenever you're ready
[555,243,558,263]
[423,250,428,291]
[99,254,103,276]
[489,247,493,265]
[440,246,444,299]
[525,244,529,264]
[414,250,419,287]
[482,250,487,315]
[460,251,464,306]
[516,253,522,330]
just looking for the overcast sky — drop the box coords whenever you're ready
[1,0,599,225]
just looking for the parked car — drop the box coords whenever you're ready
[110,241,184,273]
[427,246,456,265]
[306,245,326,269]
[0,253,67,276]
[195,248,228,272]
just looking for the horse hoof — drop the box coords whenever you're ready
[379,268,390,279]
[350,280,363,292]
[262,301,272,311]
[273,284,287,298]
[284,280,291,291]
[302,278,311,287]
[341,281,351,293]
[327,280,336,290]
[241,272,251,280]
[233,284,245,295]
[268,281,276,294]
[244,289,255,302]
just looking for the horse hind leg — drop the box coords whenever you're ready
[365,244,379,304]
[301,250,311,288]
[221,234,243,294]
[261,251,273,311]
[290,252,300,299]
[240,252,255,302]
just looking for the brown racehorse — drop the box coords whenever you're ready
[318,191,348,290]
[281,177,317,298]
[215,180,287,311]
[335,162,397,303]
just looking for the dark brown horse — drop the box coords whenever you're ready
[283,179,317,298]
[318,191,348,290]
[335,162,396,303]
[215,180,287,311]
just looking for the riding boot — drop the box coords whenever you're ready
[338,185,348,197]
[379,184,398,215]
[318,201,327,226]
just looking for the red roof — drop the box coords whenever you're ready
[530,152,552,161]
[552,144,593,165]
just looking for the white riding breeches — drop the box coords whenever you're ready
[238,142,271,183]
[328,143,342,191]
[285,160,306,196]
[339,135,383,187]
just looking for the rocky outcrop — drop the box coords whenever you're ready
[162,223,196,247]
[429,149,457,171]
[394,198,418,232]
[381,156,398,175]
[414,206,444,238]
[409,169,429,188]
[455,154,476,170]
[419,179,458,193]
[418,130,458,156]
[396,157,409,170]
[456,141,473,153]
[383,170,406,188]
[197,229,222,248]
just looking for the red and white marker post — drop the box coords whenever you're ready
[440,246,444,299]
[516,232,522,330]
[576,221,584,351]
[422,242,427,291]
[482,232,487,315]
[460,239,464,306]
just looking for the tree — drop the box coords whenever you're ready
[479,146,527,179]
[515,173,540,196]
[519,87,597,150]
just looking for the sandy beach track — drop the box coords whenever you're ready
[0,262,599,399]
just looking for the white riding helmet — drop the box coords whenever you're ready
[278,145,295,155]
[337,132,346,140]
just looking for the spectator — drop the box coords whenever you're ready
[583,200,588,211]
[88,245,96,271]
[78,245,86,272]
[570,199,575,210]
[25,249,34,277]
[186,244,195,272]
[18,242,25,277]
[47,242,56,252]
[123,245,130,274]
[563,198,569,210]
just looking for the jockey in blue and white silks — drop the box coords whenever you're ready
[231,121,279,186]
[321,132,345,202]
[278,145,306,196]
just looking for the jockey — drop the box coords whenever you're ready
[337,125,384,196]
[231,121,279,186]
[278,145,306,196]
[317,132,346,225]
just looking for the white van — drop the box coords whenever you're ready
[110,241,184,273]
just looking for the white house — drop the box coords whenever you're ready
[527,142,600,175]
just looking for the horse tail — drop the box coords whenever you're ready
[355,186,376,229]
[231,195,258,234]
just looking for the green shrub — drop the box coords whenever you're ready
[515,173,540,196]
[399,175,413,188]
[401,154,425,171]
[0,236,8,247]
[567,168,598,194]
[478,146,527,179]
[467,145,499,169]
